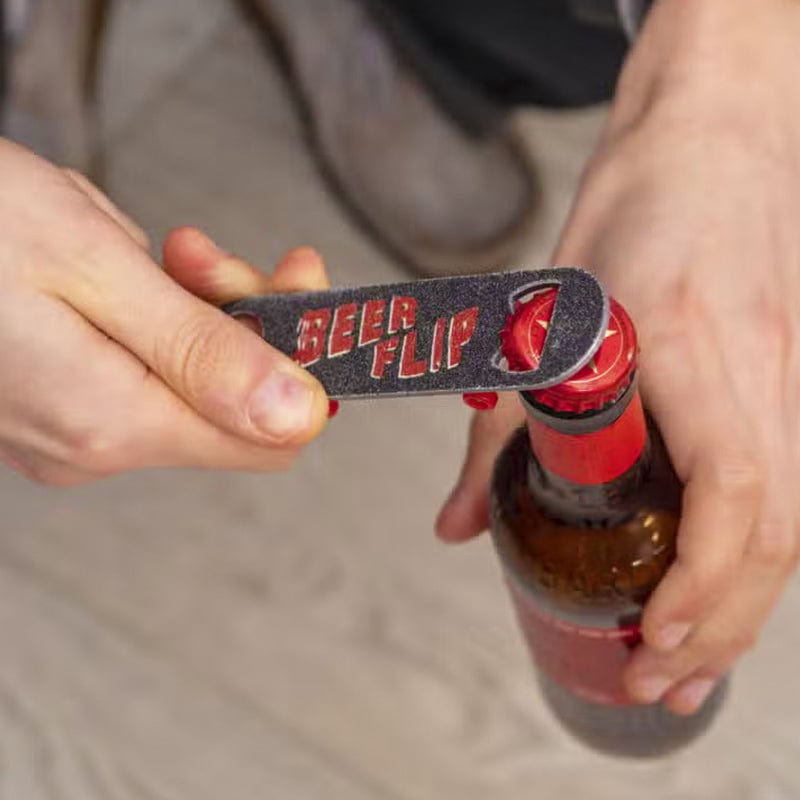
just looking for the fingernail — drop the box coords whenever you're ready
[675,678,716,712]
[630,675,672,703]
[655,622,691,651]
[248,371,315,441]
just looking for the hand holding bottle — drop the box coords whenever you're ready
[438,0,800,715]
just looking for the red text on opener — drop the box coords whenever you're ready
[292,296,479,380]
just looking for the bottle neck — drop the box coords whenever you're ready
[522,380,651,524]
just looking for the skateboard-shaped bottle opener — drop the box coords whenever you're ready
[223,268,608,409]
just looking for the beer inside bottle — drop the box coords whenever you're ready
[490,288,727,758]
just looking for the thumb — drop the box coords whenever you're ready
[52,230,329,448]
[436,393,525,543]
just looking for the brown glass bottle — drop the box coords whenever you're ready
[490,290,727,758]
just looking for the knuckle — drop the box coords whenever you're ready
[61,166,150,248]
[157,313,236,399]
[704,621,760,664]
[56,420,124,477]
[719,630,758,661]
[707,454,763,507]
[673,560,731,611]
[747,519,799,568]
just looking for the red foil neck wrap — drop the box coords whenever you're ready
[526,391,647,484]
[501,288,646,485]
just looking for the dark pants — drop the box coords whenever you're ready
[0,1,6,118]
[367,0,629,133]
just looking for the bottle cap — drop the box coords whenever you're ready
[500,288,637,413]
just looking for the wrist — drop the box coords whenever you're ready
[609,0,800,145]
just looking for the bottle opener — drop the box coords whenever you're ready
[223,268,608,403]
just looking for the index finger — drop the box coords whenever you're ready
[162,227,330,302]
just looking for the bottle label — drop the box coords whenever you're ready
[526,392,647,485]
[508,581,641,706]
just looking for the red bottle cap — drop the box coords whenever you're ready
[462,392,499,411]
[500,288,637,413]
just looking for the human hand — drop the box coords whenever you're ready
[0,139,330,485]
[437,0,800,714]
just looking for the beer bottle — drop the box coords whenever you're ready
[490,288,727,757]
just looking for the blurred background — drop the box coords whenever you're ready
[0,0,798,797]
